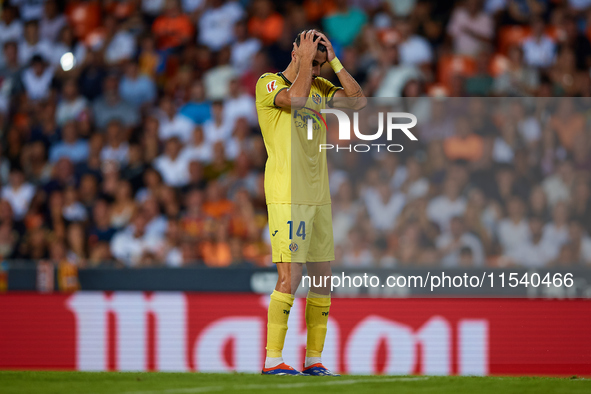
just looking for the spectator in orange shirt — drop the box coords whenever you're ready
[152,0,194,51]
[248,0,284,46]
[138,35,164,77]
[200,223,232,267]
[180,189,210,238]
[228,189,259,240]
[303,0,337,22]
[548,98,585,153]
[443,116,484,162]
[202,180,234,219]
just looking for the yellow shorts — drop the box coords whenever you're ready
[267,203,335,263]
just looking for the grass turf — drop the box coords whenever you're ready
[0,371,589,394]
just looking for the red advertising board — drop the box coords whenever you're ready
[0,293,590,376]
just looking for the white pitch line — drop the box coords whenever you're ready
[124,376,429,394]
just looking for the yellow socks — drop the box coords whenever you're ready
[265,289,331,368]
[305,291,331,359]
[265,290,295,358]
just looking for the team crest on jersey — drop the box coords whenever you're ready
[289,242,299,252]
[266,80,277,93]
[311,93,321,105]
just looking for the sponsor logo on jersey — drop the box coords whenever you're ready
[294,107,327,137]
[312,92,321,105]
[266,80,277,93]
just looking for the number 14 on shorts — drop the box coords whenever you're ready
[287,221,306,240]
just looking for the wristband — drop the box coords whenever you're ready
[329,57,343,73]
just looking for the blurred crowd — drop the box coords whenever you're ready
[330,97,591,269]
[0,0,591,268]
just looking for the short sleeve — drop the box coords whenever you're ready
[255,73,289,108]
[315,77,341,99]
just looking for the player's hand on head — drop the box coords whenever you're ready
[296,30,320,62]
[316,32,335,62]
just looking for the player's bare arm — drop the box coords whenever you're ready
[316,32,367,110]
[274,30,320,109]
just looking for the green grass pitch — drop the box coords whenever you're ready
[0,371,589,394]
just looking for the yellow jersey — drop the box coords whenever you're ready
[255,72,341,205]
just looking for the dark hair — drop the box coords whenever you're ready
[294,31,327,53]
[3,41,17,50]
[528,214,544,222]
[460,246,473,256]
[30,54,45,65]
[24,19,39,28]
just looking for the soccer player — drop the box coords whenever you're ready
[255,30,366,376]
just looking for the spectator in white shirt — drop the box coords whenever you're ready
[10,0,46,21]
[180,126,212,164]
[332,178,361,247]
[223,78,257,129]
[427,177,467,231]
[100,120,130,166]
[154,137,190,187]
[342,228,374,267]
[504,215,558,268]
[119,61,157,110]
[110,211,163,267]
[21,54,54,101]
[142,196,168,238]
[541,201,570,250]
[436,216,485,267]
[231,19,261,75]
[39,0,66,43]
[157,96,196,143]
[568,0,591,12]
[542,160,575,207]
[203,47,238,100]
[55,79,88,126]
[511,100,541,146]
[447,0,494,56]
[492,122,518,163]
[182,0,205,13]
[225,117,254,160]
[142,0,165,17]
[92,15,136,66]
[198,0,245,51]
[363,182,406,232]
[497,196,530,254]
[49,120,89,164]
[396,17,433,66]
[18,20,54,66]
[203,100,233,143]
[522,17,556,69]
[399,156,429,200]
[0,6,23,46]
[1,167,35,220]
[373,42,422,98]
[62,185,87,222]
